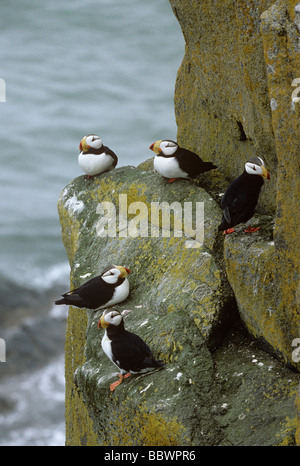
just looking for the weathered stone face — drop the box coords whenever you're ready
[169,2,300,366]
[169,0,300,438]
[170,0,278,213]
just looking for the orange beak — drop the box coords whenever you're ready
[149,140,162,154]
[79,136,89,152]
[98,315,109,329]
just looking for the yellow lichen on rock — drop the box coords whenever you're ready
[102,401,188,446]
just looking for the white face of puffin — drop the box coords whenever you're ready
[101,309,123,327]
[98,309,132,328]
[149,140,178,156]
[79,134,103,152]
[101,265,131,284]
[245,156,270,179]
[159,140,178,156]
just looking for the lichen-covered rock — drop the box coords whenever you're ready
[212,325,298,446]
[58,167,234,446]
[224,224,299,369]
[170,0,277,213]
[58,167,299,445]
[169,0,299,356]
[260,0,300,372]
[169,0,300,439]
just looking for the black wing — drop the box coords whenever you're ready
[55,276,114,309]
[219,174,262,230]
[176,148,217,177]
[112,331,163,373]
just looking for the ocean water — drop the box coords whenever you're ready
[0,0,184,446]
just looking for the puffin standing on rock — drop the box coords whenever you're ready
[55,265,131,311]
[98,309,165,392]
[149,139,217,182]
[78,134,118,177]
[218,156,270,235]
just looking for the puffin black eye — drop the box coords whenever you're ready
[252,165,256,171]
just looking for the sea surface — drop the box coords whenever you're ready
[0,0,184,446]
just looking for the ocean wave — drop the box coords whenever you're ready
[0,355,65,446]
[0,262,69,310]
[29,262,70,291]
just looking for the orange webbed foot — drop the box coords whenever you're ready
[109,373,131,392]
[244,226,261,233]
[167,178,177,183]
[223,228,235,235]
[110,374,124,392]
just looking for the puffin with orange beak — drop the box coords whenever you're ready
[149,139,217,182]
[55,265,131,311]
[78,134,118,177]
[98,309,164,392]
[218,156,271,235]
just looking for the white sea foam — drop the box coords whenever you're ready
[30,262,70,290]
[0,356,65,446]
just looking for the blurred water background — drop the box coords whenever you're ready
[0,0,184,446]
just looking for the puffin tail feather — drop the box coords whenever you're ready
[202,161,217,172]
[55,297,68,305]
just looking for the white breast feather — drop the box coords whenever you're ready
[154,156,188,179]
[78,152,115,176]
[101,331,125,374]
[101,332,114,364]
[104,278,129,307]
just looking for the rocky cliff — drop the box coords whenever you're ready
[171,0,300,367]
[58,0,300,446]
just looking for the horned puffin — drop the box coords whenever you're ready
[218,156,270,235]
[55,265,131,310]
[78,134,118,177]
[98,309,165,391]
[149,139,217,182]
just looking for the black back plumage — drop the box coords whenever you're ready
[107,319,164,374]
[174,146,217,178]
[218,170,264,230]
